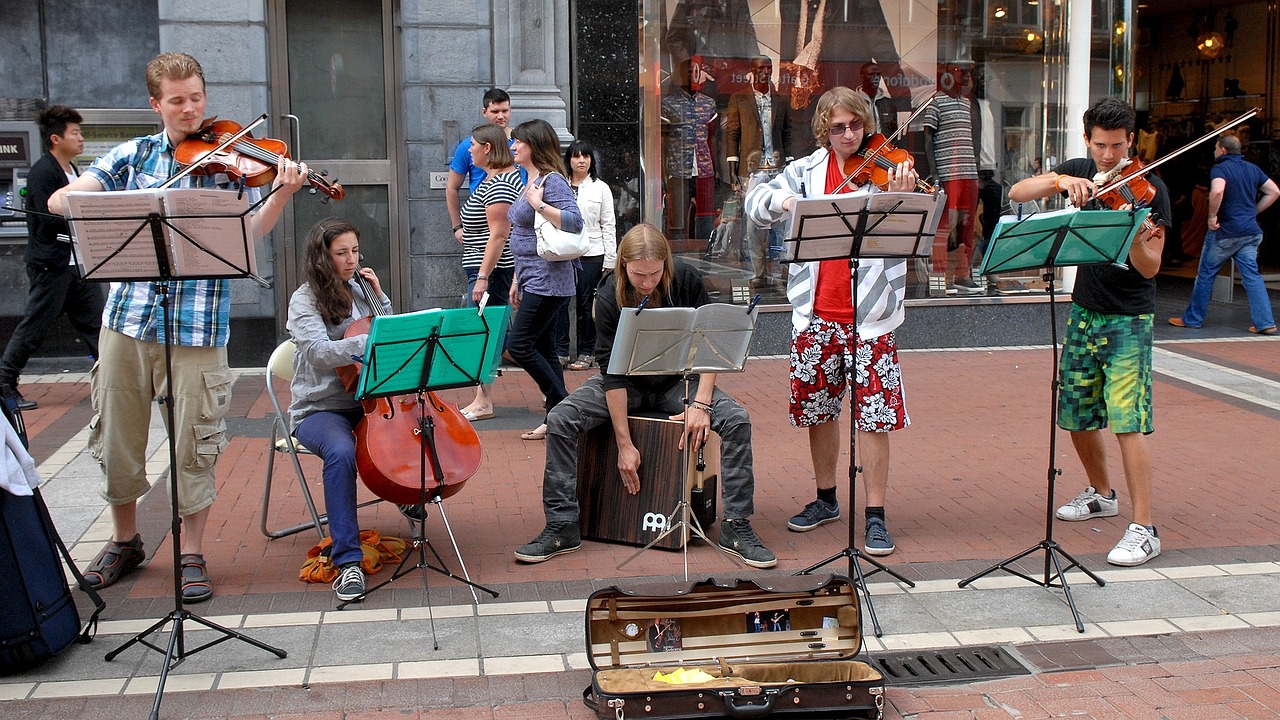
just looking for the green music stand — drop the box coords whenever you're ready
[964,206,1151,632]
[342,305,508,619]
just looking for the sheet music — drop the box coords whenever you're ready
[64,187,255,280]
[608,303,756,376]
[163,188,255,277]
[783,190,942,261]
[66,189,166,278]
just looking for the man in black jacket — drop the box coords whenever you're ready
[1,106,104,411]
[514,223,775,568]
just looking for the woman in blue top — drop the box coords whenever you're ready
[507,119,583,440]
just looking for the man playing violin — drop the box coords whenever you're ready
[1009,96,1170,566]
[287,219,391,602]
[49,52,308,601]
[744,87,918,557]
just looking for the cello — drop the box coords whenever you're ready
[338,267,483,505]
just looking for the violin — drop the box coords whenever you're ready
[173,117,345,201]
[1084,107,1262,233]
[338,267,482,505]
[832,91,939,195]
[849,133,936,194]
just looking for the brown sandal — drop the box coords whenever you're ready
[180,553,213,603]
[84,534,145,590]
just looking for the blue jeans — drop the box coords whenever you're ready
[462,266,514,309]
[509,291,571,415]
[293,408,365,568]
[1181,231,1275,331]
[554,256,605,358]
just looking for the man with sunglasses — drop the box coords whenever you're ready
[745,87,919,556]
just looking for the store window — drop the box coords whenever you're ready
[635,0,1125,304]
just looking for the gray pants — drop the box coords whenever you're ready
[541,375,756,523]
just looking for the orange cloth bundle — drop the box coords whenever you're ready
[299,529,407,583]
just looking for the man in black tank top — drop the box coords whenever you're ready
[1008,98,1168,567]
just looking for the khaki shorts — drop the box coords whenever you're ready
[89,328,232,516]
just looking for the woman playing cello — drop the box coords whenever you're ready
[286,218,391,602]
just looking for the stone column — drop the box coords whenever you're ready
[493,0,572,142]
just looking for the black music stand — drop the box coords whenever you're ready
[958,206,1151,632]
[62,188,284,720]
[341,305,507,624]
[787,189,944,637]
[609,301,758,580]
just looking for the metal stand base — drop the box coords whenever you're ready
[958,538,1105,633]
[799,542,915,638]
[106,610,286,720]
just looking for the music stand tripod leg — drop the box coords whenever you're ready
[794,255,914,638]
[955,272,1104,634]
[102,279,285,720]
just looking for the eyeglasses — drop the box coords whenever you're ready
[829,121,865,136]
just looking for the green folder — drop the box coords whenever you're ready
[980,207,1151,276]
[356,305,510,400]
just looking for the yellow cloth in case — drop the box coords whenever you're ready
[653,667,717,684]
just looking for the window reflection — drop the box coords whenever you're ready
[640,0,1104,302]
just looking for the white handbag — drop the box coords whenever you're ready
[534,210,590,261]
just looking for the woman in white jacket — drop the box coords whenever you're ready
[560,141,617,370]
[743,86,919,557]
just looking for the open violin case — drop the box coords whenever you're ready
[583,574,885,719]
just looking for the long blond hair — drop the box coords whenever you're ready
[615,223,675,308]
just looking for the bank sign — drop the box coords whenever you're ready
[0,131,32,167]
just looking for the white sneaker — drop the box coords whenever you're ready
[1107,523,1161,566]
[1056,486,1119,521]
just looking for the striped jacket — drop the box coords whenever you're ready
[743,148,906,338]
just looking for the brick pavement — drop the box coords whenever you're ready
[3,337,1279,718]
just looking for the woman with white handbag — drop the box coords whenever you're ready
[507,119,584,440]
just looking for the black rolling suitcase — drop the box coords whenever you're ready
[1,402,106,674]
[583,574,885,719]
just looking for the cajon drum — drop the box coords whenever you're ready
[576,413,719,549]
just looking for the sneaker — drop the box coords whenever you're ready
[0,383,36,411]
[787,499,841,532]
[950,277,982,294]
[1056,486,1119,521]
[397,503,428,523]
[332,563,365,601]
[863,516,895,556]
[1107,523,1161,566]
[718,519,777,568]
[513,521,581,563]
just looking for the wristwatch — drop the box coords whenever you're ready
[538,203,548,212]
[476,273,488,280]
[453,223,463,232]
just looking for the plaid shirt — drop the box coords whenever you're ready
[86,130,256,347]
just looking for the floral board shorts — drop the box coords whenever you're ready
[789,315,910,432]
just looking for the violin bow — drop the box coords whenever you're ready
[162,113,269,190]
[832,91,939,195]
[1093,107,1260,198]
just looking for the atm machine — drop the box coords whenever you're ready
[0,121,40,242]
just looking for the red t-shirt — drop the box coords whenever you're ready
[813,153,858,323]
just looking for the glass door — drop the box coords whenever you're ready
[268,0,403,316]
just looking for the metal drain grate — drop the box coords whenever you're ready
[872,646,1031,687]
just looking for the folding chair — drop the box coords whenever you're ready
[259,340,380,539]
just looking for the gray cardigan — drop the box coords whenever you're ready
[286,280,392,428]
